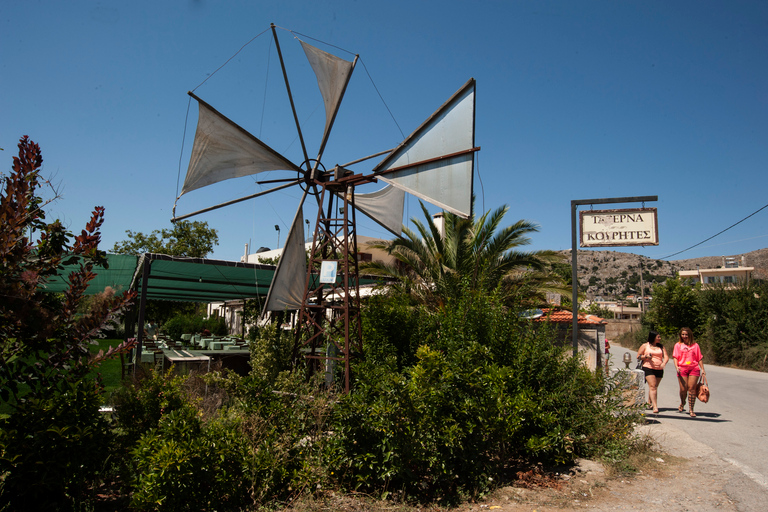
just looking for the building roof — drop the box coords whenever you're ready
[534,308,606,325]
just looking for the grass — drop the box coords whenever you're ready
[88,338,126,399]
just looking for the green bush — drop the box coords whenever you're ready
[131,407,249,511]
[0,378,112,510]
[699,281,768,370]
[246,322,295,382]
[219,372,333,505]
[162,313,228,341]
[112,370,191,448]
[360,293,424,371]
[326,290,631,502]
[0,137,135,511]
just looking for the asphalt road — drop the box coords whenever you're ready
[609,342,768,511]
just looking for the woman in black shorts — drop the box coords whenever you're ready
[637,330,669,414]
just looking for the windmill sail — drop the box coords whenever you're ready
[347,184,404,235]
[261,193,308,315]
[372,79,476,218]
[300,41,355,156]
[180,94,302,197]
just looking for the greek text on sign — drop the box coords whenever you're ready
[580,208,658,247]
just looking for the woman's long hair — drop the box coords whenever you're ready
[647,330,662,347]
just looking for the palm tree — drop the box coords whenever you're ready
[362,202,568,309]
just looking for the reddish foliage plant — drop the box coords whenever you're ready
[0,136,139,508]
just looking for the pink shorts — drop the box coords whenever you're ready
[679,365,700,377]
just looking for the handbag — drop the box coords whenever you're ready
[635,344,645,370]
[697,374,710,403]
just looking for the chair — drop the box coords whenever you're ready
[153,351,165,372]
[120,351,135,380]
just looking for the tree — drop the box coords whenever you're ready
[0,136,135,509]
[111,220,220,324]
[362,202,567,308]
[111,219,219,258]
[642,277,701,336]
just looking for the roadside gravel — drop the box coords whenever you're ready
[459,421,741,512]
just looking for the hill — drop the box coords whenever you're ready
[564,247,768,300]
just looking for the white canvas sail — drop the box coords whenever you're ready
[372,79,476,218]
[300,41,355,154]
[349,184,404,235]
[261,195,308,315]
[180,95,301,197]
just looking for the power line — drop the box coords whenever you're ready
[661,202,768,260]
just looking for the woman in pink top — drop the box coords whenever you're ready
[673,327,706,417]
[637,330,669,414]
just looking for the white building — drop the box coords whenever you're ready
[678,256,753,288]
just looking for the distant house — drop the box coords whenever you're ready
[678,256,753,288]
[590,300,643,320]
[241,235,395,267]
[533,308,607,371]
[207,236,395,333]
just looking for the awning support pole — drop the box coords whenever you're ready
[134,259,152,376]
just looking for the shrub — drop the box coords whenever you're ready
[246,322,295,382]
[163,313,228,341]
[698,281,768,370]
[0,137,134,510]
[208,370,334,506]
[361,293,424,371]
[112,370,192,448]
[0,378,112,510]
[326,290,630,502]
[131,407,249,511]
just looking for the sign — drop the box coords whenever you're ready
[580,208,658,247]
[319,261,338,284]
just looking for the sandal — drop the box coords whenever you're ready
[653,408,659,414]
[678,404,685,413]
[689,412,696,418]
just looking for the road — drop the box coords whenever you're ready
[609,342,768,511]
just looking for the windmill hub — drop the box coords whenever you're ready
[299,159,327,193]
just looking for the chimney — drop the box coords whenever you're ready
[432,212,445,238]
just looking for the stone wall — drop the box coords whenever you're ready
[605,319,642,341]
[610,368,646,407]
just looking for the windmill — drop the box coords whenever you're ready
[172,24,478,391]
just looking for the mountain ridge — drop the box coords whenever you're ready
[563,247,768,299]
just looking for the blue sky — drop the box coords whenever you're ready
[3,1,767,263]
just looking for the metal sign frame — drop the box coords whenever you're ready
[570,196,658,358]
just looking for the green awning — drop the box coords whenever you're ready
[133,254,276,302]
[41,254,139,295]
[42,253,378,303]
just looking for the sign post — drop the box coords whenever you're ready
[570,196,658,358]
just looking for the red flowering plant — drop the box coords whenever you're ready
[0,136,136,508]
